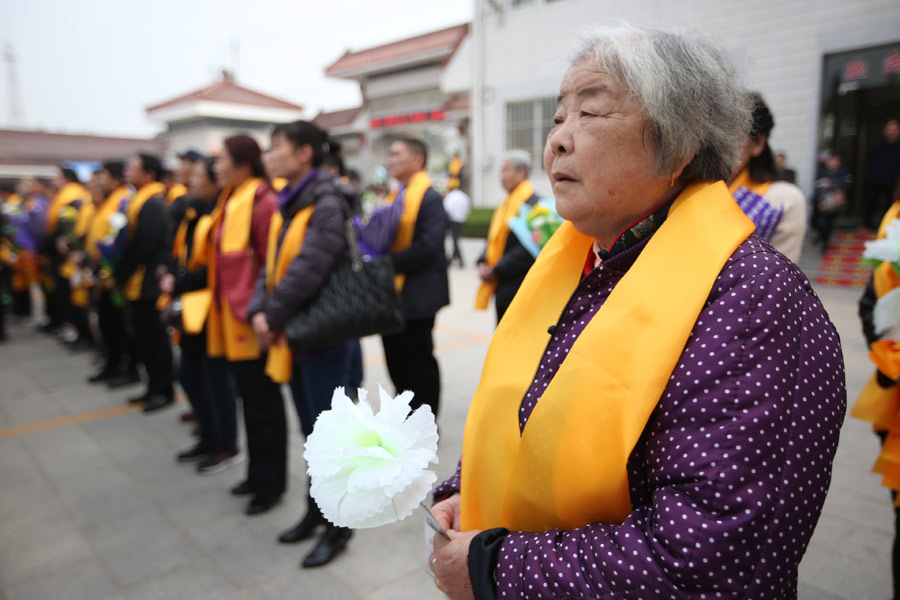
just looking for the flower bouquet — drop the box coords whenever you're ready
[864,220,900,341]
[303,385,445,535]
[508,199,563,259]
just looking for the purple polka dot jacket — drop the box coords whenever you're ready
[435,234,846,599]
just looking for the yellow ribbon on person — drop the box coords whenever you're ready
[85,187,130,261]
[447,156,463,191]
[165,183,187,206]
[460,181,754,532]
[271,178,288,192]
[852,199,900,504]
[475,180,534,310]
[46,182,90,235]
[122,182,167,302]
[727,168,772,198]
[206,178,264,361]
[385,171,431,292]
[262,205,316,383]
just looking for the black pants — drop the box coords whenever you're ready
[230,355,287,498]
[867,186,896,230]
[11,288,31,317]
[97,289,128,371]
[382,315,440,417]
[180,333,238,453]
[129,300,173,398]
[69,302,93,344]
[446,220,464,266]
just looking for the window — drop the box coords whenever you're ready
[505,97,557,171]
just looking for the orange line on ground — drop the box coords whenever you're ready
[0,328,493,439]
[0,404,143,439]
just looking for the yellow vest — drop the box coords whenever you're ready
[206,178,265,361]
[262,205,316,383]
[852,201,900,499]
[385,171,431,291]
[460,181,754,532]
[475,180,534,310]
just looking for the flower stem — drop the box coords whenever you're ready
[421,501,450,539]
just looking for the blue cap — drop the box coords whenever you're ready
[177,149,204,162]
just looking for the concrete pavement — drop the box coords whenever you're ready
[0,237,893,599]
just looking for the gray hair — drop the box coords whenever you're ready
[572,25,751,182]
[502,149,532,174]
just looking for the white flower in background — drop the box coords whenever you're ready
[875,287,900,341]
[304,385,439,529]
[864,220,900,265]
[102,212,128,245]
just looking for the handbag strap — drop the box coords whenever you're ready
[334,195,364,273]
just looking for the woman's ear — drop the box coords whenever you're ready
[748,134,768,158]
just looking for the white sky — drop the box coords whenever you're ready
[0,0,473,137]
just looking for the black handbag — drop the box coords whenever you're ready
[284,211,406,351]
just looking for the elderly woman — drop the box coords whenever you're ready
[429,26,845,599]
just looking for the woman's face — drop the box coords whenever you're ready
[214,151,240,189]
[190,162,218,200]
[268,131,311,180]
[544,59,672,245]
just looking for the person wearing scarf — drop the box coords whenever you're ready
[4,180,48,319]
[380,138,449,417]
[40,167,90,336]
[728,92,807,263]
[114,154,174,413]
[208,135,284,517]
[85,161,133,383]
[427,27,845,600]
[854,185,900,599]
[475,150,540,322]
[248,120,354,568]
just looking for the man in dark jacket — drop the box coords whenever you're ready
[115,153,174,412]
[477,150,540,323]
[866,119,900,229]
[381,138,449,418]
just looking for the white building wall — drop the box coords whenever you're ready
[472,0,900,209]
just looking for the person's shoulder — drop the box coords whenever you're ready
[713,235,810,299]
[765,181,806,206]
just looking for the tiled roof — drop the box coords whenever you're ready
[442,93,470,113]
[325,23,469,77]
[312,106,363,130]
[0,129,164,165]
[147,74,304,113]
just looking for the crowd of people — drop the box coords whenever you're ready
[0,124,455,569]
[3,25,900,600]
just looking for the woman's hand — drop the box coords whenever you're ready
[431,493,462,531]
[430,528,480,600]
[159,273,175,295]
[251,312,270,350]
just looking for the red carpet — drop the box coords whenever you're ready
[812,230,872,288]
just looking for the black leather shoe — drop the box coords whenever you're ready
[142,395,174,413]
[107,370,141,389]
[245,494,280,516]
[127,392,149,405]
[176,443,212,462]
[87,369,117,383]
[302,526,352,568]
[278,503,325,544]
[230,481,255,496]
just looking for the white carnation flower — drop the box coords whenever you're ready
[108,212,128,232]
[864,220,900,264]
[875,287,900,341]
[304,385,439,529]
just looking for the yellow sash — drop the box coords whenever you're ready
[460,181,754,532]
[85,187,130,260]
[447,156,463,191]
[852,200,900,502]
[262,205,316,383]
[386,171,431,291]
[272,177,288,192]
[475,180,534,310]
[165,183,187,206]
[46,183,90,235]
[122,182,166,301]
[206,178,263,360]
[727,168,772,198]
